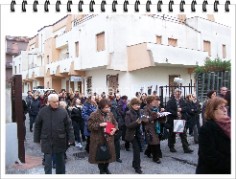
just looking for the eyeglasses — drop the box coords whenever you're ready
[214,106,227,111]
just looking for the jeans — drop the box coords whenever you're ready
[114,130,122,159]
[132,137,141,169]
[29,115,37,130]
[44,152,65,174]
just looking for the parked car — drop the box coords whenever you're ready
[32,88,56,95]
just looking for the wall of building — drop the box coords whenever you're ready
[186,17,231,59]
[84,66,191,98]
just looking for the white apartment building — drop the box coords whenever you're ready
[12,14,231,98]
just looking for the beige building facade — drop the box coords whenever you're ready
[12,14,231,98]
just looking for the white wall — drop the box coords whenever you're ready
[84,66,192,99]
[186,17,231,59]
[119,66,192,98]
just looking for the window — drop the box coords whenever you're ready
[75,41,79,57]
[96,32,105,52]
[203,40,211,56]
[168,38,177,47]
[86,77,92,95]
[47,55,49,64]
[222,44,226,58]
[156,36,162,44]
[14,66,17,74]
[19,64,21,72]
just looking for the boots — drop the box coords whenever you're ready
[104,163,111,174]
[98,164,106,174]
[98,163,111,174]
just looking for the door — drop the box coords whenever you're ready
[107,74,119,95]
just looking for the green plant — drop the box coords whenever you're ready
[194,58,231,74]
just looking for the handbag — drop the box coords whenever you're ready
[96,135,111,161]
[173,119,186,133]
[159,124,169,141]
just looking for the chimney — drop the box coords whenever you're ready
[178,14,186,24]
[207,14,215,22]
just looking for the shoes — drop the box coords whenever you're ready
[105,169,112,174]
[135,168,143,174]
[184,149,194,153]
[153,159,161,164]
[170,148,177,153]
[144,151,151,158]
[116,159,122,163]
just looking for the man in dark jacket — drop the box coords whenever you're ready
[29,93,41,132]
[166,88,193,153]
[34,94,75,174]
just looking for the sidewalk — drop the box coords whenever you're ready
[5,115,199,174]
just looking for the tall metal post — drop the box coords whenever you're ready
[11,75,25,163]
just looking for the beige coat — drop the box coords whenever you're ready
[88,110,118,164]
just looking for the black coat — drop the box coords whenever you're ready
[166,97,188,128]
[125,109,142,142]
[196,120,231,174]
[34,105,75,154]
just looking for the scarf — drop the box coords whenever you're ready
[215,117,231,139]
[151,107,161,134]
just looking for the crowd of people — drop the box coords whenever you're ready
[22,86,231,174]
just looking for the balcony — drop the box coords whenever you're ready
[55,32,69,49]
[147,43,208,66]
[127,42,208,71]
[46,57,73,76]
[74,51,108,70]
[32,66,45,78]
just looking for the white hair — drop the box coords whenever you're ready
[48,94,59,101]
[59,101,67,109]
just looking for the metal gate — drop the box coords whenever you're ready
[195,71,231,102]
[159,81,195,108]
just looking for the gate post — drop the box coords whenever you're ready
[11,75,25,163]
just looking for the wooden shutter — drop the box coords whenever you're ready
[168,38,177,47]
[203,40,211,56]
[96,32,105,52]
[156,36,162,44]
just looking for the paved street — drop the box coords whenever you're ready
[6,115,199,174]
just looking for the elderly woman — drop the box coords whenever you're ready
[143,96,165,164]
[88,99,118,174]
[196,97,231,174]
[125,98,144,174]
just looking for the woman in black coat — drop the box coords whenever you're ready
[196,97,231,174]
[125,98,144,174]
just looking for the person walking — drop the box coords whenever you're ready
[143,96,163,164]
[196,97,231,174]
[28,93,41,132]
[34,94,75,174]
[125,98,144,174]
[117,95,130,151]
[82,96,97,153]
[109,95,123,163]
[166,88,193,153]
[70,98,84,149]
[88,99,117,174]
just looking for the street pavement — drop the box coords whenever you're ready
[5,115,199,174]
